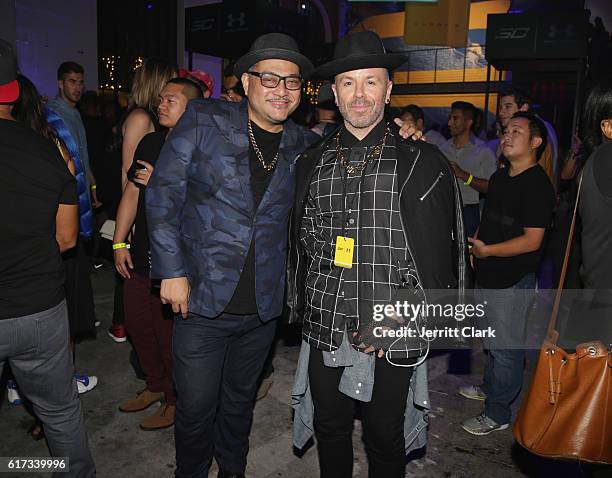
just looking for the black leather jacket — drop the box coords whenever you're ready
[287,125,471,326]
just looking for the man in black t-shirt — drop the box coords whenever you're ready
[458,112,555,436]
[0,39,95,475]
[112,78,203,431]
[146,34,319,477]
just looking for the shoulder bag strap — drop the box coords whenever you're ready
[547,173,584,339]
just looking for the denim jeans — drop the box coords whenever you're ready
[475,274,536,425]
[173,312,276,477]
[0,301,95,477]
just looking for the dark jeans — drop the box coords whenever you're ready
[476,274,536,425]
[124,272,175,404]
[0,301,95,477]
[173,313,276,477]
[309,347,414,478]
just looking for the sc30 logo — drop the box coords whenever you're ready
[495,27,531,40]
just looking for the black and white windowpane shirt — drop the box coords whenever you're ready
[300,120,425,356]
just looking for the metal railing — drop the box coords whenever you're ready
[393,45,504,85]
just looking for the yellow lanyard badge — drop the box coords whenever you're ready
[334,236,354,268]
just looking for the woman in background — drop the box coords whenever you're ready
[120,58,177,189]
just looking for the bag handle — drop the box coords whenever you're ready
[547,174,584,340]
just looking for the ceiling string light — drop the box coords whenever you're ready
[100,55,120,90]
[305,80,323,105]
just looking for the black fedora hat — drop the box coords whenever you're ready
[234,33,314,80]
[315,31,407,79]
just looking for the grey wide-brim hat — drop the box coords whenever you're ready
[234,33,314,80]
[315,31,407,79]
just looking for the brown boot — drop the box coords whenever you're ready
[140,403,175,430]
[256,375,274,401]
[118,389,164,412]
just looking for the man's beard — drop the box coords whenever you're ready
[339,98,384,130]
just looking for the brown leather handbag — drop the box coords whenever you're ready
[513,175,612,464]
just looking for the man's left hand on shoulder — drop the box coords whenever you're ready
[393,118,424,141]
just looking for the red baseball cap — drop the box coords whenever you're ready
[179,68,214,95]
[0,39,19,103]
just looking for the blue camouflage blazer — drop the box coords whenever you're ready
[146,99,318,321]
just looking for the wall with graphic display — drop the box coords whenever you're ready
[350,0,511,130]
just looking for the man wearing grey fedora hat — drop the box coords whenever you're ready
[289,30,469,477]
[146,32,319,478]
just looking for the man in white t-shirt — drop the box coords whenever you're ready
[440,101,497,236]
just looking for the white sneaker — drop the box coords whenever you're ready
[7,380,22,406]
[74,374,98,394]
[461,413,509,435]
[457,385,487,401]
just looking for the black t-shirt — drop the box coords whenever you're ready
[127,131,166,275]
[0,118,78,319]
[225,121,282,314]
[475,164,555,288]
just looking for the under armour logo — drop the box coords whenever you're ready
[546,23,575,40]
[191,18,215,32]
[226,12,246,29]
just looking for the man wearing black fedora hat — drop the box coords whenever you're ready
[146,32,318,478]
[289,31,469,477]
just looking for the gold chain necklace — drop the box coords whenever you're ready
[247,120,279,172]
[335,124,390,174]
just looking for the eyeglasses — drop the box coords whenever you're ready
[247,71,303,91]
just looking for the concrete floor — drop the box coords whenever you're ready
[0,264,603,477]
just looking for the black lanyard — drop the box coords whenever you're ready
[340,148,368,237]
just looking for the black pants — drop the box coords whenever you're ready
[173,313,277,476]
[63,239,96,339]
[308,347,414,478]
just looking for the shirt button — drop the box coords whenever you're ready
[348,218,355,225]
[423,400,428,405]
[358,383,362,387]
[355,390,360,394]
[332,358,336,362]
